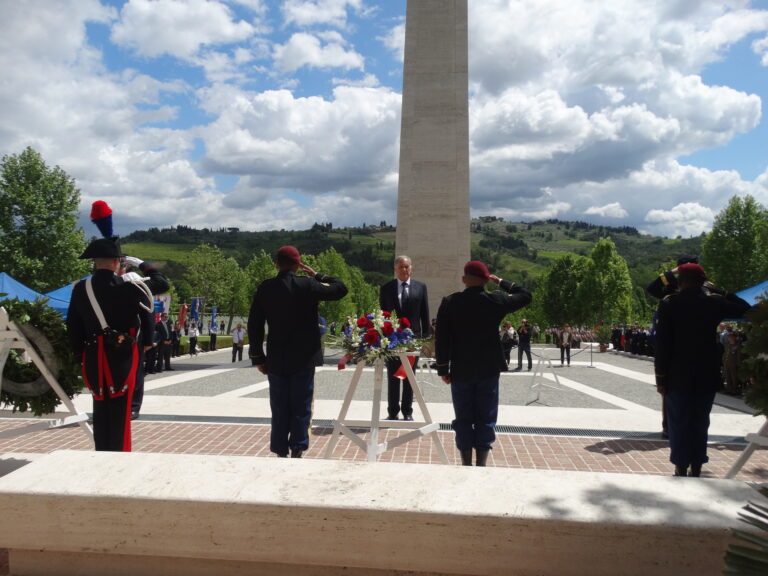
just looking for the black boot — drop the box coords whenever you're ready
[689,464,702,477]
[475,449,490,467]
[290,448,304,459]
[674,465,688,477]
[459,450,473,466]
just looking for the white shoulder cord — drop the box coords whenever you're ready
[125,278,154,312]
[84,277,110,331]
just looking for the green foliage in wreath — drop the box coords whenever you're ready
[1,298,84,416]
[742,300,768,417]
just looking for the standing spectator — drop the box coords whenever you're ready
[514,319,532,371]
[209,320,219,351]
[722,331,743,395]
[654,263,750,477]
[66,238,155,451]
[436,261,532,466]
[188,322,199,356]
[220,320,225,333]
[231,323,246,362]
[559,323,573,367]
[379,255,431,421]
[155,313,172,372]
[171,321,181,357]
[499,321,517,370]
[248,246,348,458]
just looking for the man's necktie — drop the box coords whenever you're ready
[401,281,409,309]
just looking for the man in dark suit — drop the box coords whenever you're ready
[248,246,348,458]
[66,238,156,451]
[154,312,172,372]
[379,255,431,421]
[435,261,532,466]
[654,263,750,477]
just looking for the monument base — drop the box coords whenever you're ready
[0,450,761,576]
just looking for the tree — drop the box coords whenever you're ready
[186,244,241,326]
[313,248,356,322]
[539,254,590,326]
[579,237,633,324]
[0,147,89,291]
[701,195,768,292]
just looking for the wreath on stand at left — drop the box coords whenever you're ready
[1,298,84,416]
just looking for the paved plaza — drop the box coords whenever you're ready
[1,344,766,482]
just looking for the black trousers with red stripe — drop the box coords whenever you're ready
[92,392,133,451]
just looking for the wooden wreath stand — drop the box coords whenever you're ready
[324,352,449,463]
[0,307,93,443]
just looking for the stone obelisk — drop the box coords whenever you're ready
[396,0,470,307]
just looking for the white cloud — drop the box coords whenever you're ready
[379,22,405,62]
[196,83,401,203]
[644,203,715,238]
[281,0,363,29]
[272,32,364,73]
[584,203,629,219]
[111,0,254,59]
[754,35,768,65]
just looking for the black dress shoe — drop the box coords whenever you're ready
[290,448,304,458]
[690,464,702,477]
[403,414,414,421]
[674,465,688,477]
[385,415,399,420]
[512,367,522,372]
[131,412,139,421]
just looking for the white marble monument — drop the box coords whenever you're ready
[396,0,470,307]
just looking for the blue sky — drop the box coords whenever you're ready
[1,0,767,238]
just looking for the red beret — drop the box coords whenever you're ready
[464,260,490,281]
[677,262,706,280]
[276,245,301,264]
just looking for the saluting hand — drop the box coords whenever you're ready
[489,274,501,285]
[299,262,317,277]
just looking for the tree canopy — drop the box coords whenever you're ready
[0,147,89,291]
[701,195,768,292]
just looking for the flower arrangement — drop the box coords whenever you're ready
[334,310,421,366]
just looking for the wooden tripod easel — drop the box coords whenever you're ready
[324,352,449,463]
[0,307,93,443]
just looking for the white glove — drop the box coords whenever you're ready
[123,256,143,269]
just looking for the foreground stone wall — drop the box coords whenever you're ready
[0,450,761,576]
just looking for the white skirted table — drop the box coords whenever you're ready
[324,352,449,463]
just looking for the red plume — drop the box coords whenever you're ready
[90,200,113,220]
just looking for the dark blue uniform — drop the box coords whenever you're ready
[654,287,750,471]
[436,280,531,452]
[248,269,348,457]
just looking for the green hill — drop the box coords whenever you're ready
[123,218,703,306]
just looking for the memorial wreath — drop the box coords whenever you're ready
[331,310,424,367]
[1,298,84,415]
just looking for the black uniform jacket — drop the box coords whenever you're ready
[654,287,750,391]
[66,269,156,398]
[248,271,348,375]
[436,280,532,381]
[379,278,431,338]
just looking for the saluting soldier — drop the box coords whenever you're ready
[654,263,750,477]
[436,261,532,466]
[66,238,158,451]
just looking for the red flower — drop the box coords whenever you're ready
[357,317,373,329]
[382,322,394,336]
[382,311,391,318]
[399,317,411,329]
[364,329,380,345]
